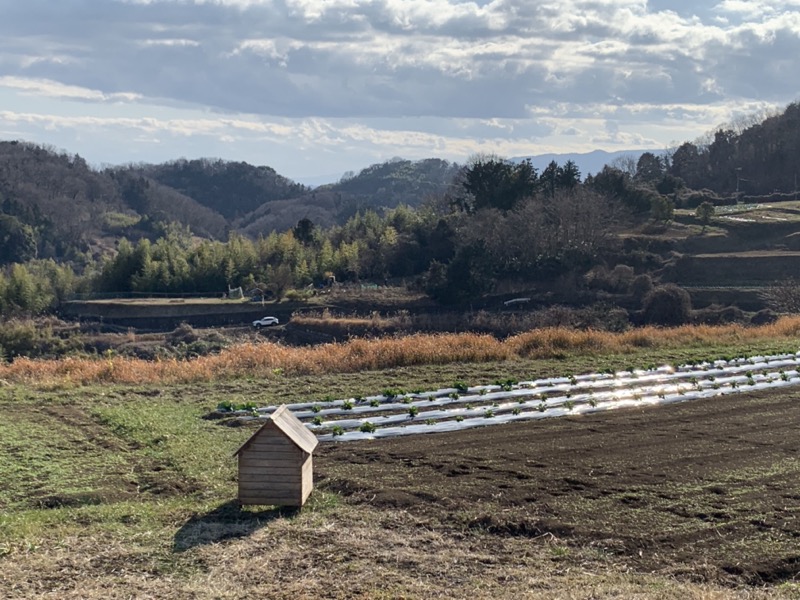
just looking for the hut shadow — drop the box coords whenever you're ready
[173,499,299,552]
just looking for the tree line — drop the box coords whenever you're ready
[0,155,630,312]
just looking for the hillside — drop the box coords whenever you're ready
[236,157,460,233]
[134,158,309,220]
[2,101,800,321]
[0,142,229,261]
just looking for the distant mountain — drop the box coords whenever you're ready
[510,149,662,179]
[293,172,343,188]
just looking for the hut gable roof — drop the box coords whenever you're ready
[233,405,319,457]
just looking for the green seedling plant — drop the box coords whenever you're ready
[494,378,517,391]
[342,399,354,410]
[408,405,419,417]
[563,400,575,411]
[453,381,470,394]
[370,399,381,407]
[332,425,345,436]
[311,404,322,413]
[216,399,258,412]
[312,416,323,426]
[359,421,376,433]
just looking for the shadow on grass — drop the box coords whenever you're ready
[173,499,299,552]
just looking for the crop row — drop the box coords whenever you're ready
[219,352,800,441]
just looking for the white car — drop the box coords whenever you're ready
[252,316,279,328]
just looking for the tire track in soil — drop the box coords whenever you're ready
[31,404,201,506]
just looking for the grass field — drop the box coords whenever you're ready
[2,331,800,598]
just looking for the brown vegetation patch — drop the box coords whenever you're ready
[3,317,800,386]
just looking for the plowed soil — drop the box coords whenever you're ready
[317,388,800,586]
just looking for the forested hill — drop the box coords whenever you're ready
[669,101,800,195]
[0,141,230,263]
[133,158,309,220]
[236,158,460,234]
[0,142,461,262]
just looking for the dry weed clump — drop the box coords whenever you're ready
[2,317,800,386]
[507,328,617,357]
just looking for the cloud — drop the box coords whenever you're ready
[0,0,797,175]
[0,77,141,103]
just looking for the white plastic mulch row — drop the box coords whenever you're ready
[232,351,800,442]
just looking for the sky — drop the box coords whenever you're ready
[0,0,798,183]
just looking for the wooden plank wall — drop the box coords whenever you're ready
[238,426,313,506]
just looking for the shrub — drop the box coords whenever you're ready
[629,274,654,300]
[641,284,692,326]
[693,304,746,325]
[759,279,800,314]
[167,322,199,345]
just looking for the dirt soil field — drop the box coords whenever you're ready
[317,388,800,588]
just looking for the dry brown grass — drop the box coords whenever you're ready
[3,317,800,386]
[1,505,792,599]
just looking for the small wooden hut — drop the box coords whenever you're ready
[233,405,319,507]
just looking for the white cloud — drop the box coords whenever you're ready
[0,0,796,175]
[0,77,141,103]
